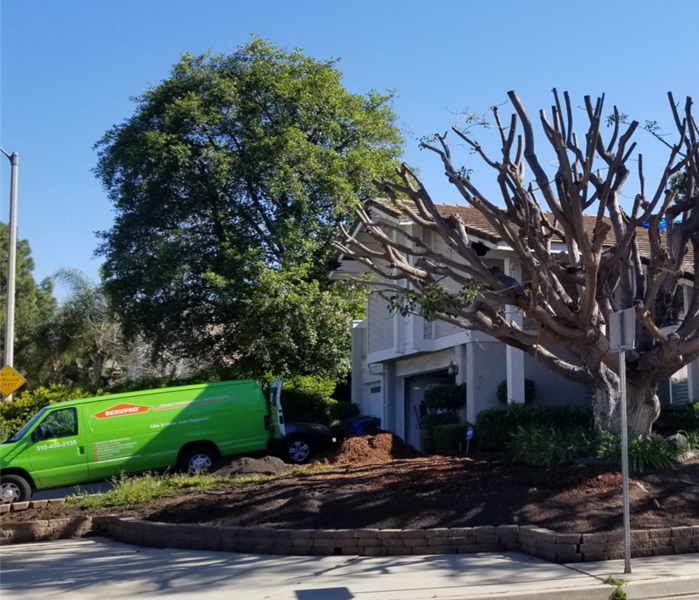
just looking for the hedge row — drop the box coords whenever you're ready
[473,403,595,452]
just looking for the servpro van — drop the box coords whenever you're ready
[0,379,286,503]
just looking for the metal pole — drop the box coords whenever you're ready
[619,347,632,573]
[2,151,19,402]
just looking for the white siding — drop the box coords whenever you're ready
[362,383,383,420]
[671,366,690,404]
[368,293,393,353]
[435,319,462,339]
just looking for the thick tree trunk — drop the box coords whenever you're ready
[590,365,660,436]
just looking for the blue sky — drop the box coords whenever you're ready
[1,0,698,296]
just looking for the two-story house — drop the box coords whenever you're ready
[331,200,696,450]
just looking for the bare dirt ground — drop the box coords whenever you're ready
[4,433,699,533]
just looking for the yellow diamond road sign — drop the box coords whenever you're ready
[0,365,26,397]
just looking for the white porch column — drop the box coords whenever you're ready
[465,342,478,424]
[504,257,525,404]
[454,344,468,423]
[383,362,397,431]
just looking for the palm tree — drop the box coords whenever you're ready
[52,269,124,386]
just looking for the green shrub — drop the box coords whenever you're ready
[331,400,360,422]
[653,401,699,435]
[276,376,358,426]
[598,434,684,472]
[423,384,466,411]
[508,425,593,466]
[496,379,537,404]
[0,385,104,442]
[680,430,699,449]
[475,403,594,452]
[422,412,460,428]
[431,422,475,456]
[420,414,460,454]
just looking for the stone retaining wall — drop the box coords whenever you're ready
[1,517,93,545]
[2,510,697,563]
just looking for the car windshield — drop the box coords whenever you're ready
[3,408,47,444]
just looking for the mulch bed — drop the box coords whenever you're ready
[3,433,698,533]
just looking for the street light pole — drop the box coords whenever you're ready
[1,148,19,402]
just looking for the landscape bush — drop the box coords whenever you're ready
[423,383,466,412]
[421,413,461,453]
[496,379,537,404]
[598,433,684,472]
[430,422,475,456]
[653,401,699,436]
[508,424,593,466]
[278,376,358,426]
[0,385,104,442]
[474,403,594,452]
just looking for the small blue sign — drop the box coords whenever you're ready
[466,426,474,440]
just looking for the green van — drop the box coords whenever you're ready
[0,379,285,503]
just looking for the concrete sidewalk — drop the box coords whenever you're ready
[0,537,697,600]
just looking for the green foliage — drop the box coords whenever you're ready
[430,422,475,456]
[278,375,358,426]
[388,282,481,320]
[680,430,699,449]
[598,434,683,472]
[107,366,244,394]
[420,413,460,453]
[94,37,403,379]
[496,379,536,404]
[420,384,465,454]
[228,268,367,379]
[0,223,57,386]
[653,401,699,435]
[508,425,593,466]
[602,577,627,600]
[0,385,103,441]
[475,403,594,452]
[423,383,466,411]
[422,412,460,428]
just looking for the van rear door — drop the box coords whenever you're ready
[269,378,285,439]
[27,405,88,488]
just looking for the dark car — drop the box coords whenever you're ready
[280,422,341,464]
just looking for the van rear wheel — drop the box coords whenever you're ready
[1,474,31,504]
[179,445,217,474]
[285,437,312,464]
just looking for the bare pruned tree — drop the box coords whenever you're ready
[334,90,699,435]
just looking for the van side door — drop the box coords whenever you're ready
[27,406,89,489]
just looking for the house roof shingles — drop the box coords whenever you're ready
[368,199,693,277]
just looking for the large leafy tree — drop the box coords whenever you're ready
[0,223,56,385]
[95,38,403,379]
[336,90,698,435]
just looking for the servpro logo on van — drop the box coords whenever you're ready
[93,404,151,419]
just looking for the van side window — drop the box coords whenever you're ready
[38,408,78,439]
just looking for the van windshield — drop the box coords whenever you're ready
[3,408,47,444]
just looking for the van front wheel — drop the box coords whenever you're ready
[1,474,31,504]
[179,445,217,474]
